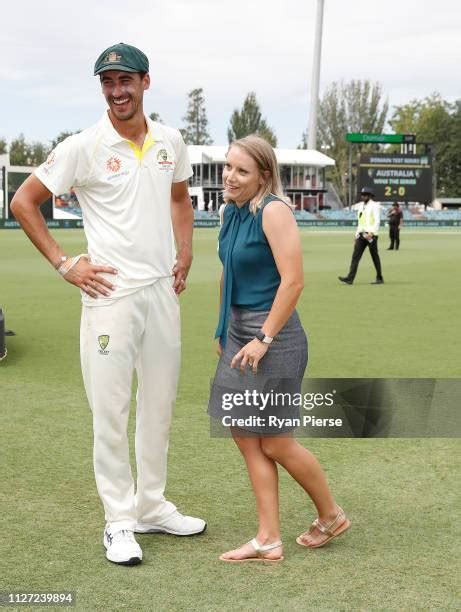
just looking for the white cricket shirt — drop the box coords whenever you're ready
[35,112,192,306]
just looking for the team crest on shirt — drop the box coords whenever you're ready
[106,156,122,173]
[98,334,110,355]
[46,150,56,166]
[156,148,174,172]
[42,150,57,175]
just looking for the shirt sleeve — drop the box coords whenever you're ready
[355,204,363,237]
[34,135,83,195]
[172,131,193,183]
[370,202,381,234]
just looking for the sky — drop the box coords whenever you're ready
[1,0,460,149]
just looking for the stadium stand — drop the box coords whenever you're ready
[423,209,461,221]
[294,210,318,220]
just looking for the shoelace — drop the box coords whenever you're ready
[112,529,135,543]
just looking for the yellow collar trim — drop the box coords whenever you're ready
[126,131,156,162]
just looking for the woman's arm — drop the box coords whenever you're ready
[230,201,304,372]
[217,270,224,355]
[260,200,304,337]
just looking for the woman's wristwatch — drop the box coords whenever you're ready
[255,330,274,345]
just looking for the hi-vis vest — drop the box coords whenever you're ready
[357,201,380,234]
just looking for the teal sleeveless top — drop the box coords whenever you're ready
[215,194,289,347]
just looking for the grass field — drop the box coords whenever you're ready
[1,229,460,611]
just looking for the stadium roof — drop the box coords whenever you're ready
[187,145,335,167]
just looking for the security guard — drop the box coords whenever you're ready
[387,201,403,250]
[11,43,206,566]
[338,187,384,285]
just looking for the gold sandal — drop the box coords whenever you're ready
[219,538,284,563]
[296,507,350,549]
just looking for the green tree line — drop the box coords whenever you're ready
[2,86,459,199]
[300,82,460,201]
[0,89,275,162]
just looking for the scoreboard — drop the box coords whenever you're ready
[358,153,432,203]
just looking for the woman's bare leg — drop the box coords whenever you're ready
[260,435,345,546]
[220,431,283,560]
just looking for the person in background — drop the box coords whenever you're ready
[338,187,384,285]
[387,201,403,250]
[218,202,227,226]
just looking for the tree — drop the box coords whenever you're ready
[29,142,49,166]
[300,80,389,204]
[0,138,7,155]
[227,92,277,146]
[297,131,308,150]
[389,93,458,197]
[444,100,461,197]
[9,134,50,166]
[180,88,212,145]
[9,134,28,165]
[50,130,80,149]
[149,112,163,124]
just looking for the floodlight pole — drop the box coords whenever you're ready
[307,0,325,151]
[1,166,5,220]
[348,143,352,210]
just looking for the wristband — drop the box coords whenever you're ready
[54,255,68,270]
[57,253,88,277]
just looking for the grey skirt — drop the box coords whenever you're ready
[208,307,308,435]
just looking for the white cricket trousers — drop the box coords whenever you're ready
[80,278,180,532]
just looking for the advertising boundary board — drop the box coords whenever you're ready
[1,219,461,229]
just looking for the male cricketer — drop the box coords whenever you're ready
[338,186,384,285]
[11,43,206,566]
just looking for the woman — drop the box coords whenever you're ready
[208,135,350,563]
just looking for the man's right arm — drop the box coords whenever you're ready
[11,175,117,298]
[11,175,68,267]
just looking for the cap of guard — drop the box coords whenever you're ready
[360,186,375,197]
[94,43,149,76]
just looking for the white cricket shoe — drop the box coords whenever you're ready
[135,510,206,536]
[103,525,142,565]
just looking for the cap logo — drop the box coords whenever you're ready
[104,51,122,64]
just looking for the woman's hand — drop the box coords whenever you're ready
[216,340,222,357]
[231,339,269,374]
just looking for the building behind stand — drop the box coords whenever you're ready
[187,145,336,212]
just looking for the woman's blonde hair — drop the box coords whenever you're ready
[224,134,290,214]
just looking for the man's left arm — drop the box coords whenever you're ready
[369,202,381,237]
[171,180,194,294]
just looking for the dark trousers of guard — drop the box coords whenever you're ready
[346,235,383,282]
[389,225,400,250]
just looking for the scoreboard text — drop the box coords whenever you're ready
[358,154,432,202]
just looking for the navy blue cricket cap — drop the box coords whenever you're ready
[360,186,375,197]
[94,43,149,76]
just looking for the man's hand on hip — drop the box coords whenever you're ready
[64,257,117,298]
